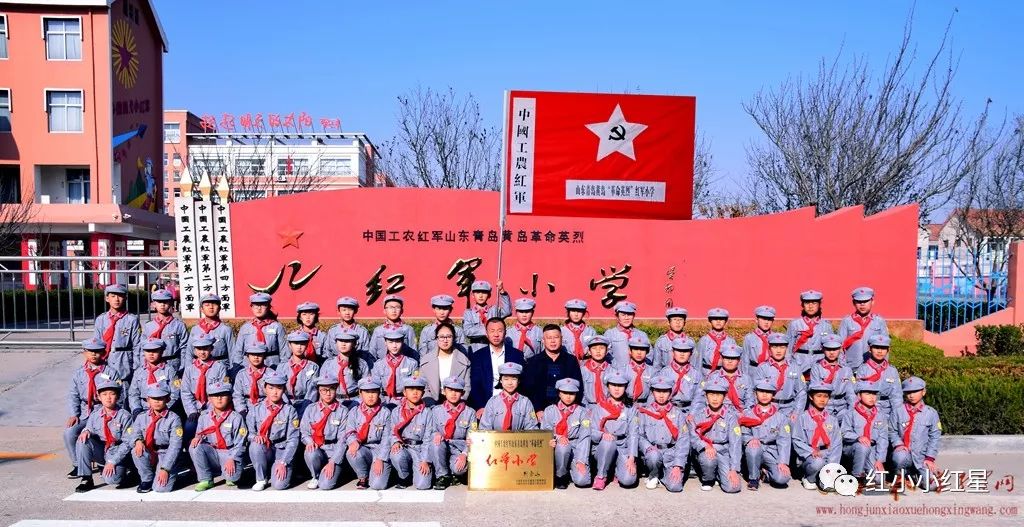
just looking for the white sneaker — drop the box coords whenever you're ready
[802,478,817,490]
[252,480,267,492]
[306,479,319,490]
[700,482,713,491]
[645,477,660,490]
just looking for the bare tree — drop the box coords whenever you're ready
[378,87,501,190]
[691,130,716,215]
[946,115,1024,299]
[0,200,35,257]
[743,13,993,221]
[170,137,332,202]
[696,192,761,219]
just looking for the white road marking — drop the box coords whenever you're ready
[13,522,441,527]
[62,488,444,504]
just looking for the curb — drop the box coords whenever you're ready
[940,435,1024,454]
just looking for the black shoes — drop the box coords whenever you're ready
[137,480,153,493]
[67,467,80,479]
[555,476,570,490]
[355,478,369,489]
[747,479,760,491]
[432,475,450,490]
[75,477,95,493]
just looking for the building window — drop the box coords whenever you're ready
[0,165,19,203]
[161,240,171,250]
[173,169,180,182]
[172,153,181,167]
[233,190,266,201]
[0,89,10,132]
[46,90,83,132]
[66,168,90,204]
[235,158,264,176]
[320,158,352,176]
[44,18,82,60]
[163,122,180,143]
[163,153,168,166]
[173,188,181,198]
[276,157,309,176]
[0,15,8,59]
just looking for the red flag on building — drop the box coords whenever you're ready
[504,90,696,220]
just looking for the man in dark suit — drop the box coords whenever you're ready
[468,317,524,410]
[521,324,584,416]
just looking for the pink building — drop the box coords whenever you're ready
[0,0,170,289]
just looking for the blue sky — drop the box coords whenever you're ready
[155,0,1024,190]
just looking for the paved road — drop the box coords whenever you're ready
[0,350,1021,527]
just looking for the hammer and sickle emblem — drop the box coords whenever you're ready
[247,260,323,294]
[608,125,626,141]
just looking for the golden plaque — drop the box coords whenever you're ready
[467,430,554,490]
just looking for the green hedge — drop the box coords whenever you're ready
[975,324,1024,357]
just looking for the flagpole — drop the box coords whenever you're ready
[496,91,510,282]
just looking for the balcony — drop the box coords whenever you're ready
[34,166,90,204]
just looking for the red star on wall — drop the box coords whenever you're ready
[279,229,303,249]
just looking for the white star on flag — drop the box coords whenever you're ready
[585,104,648,161]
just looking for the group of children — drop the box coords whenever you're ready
[65,281,942,494]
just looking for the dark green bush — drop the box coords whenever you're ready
[975,324,1024,357]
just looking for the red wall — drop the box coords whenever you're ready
[228,188,918,320]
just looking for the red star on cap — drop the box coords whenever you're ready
[279,229,303,249]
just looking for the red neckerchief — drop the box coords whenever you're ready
[769,359,788,392]
[630,360,647,400]
[807,407,831,449]
[197,316,221,334]
[101,408,117,450]
[514,322,536,352]
[854,402,878,439]
[442,401,466,439]
[83,364,104,414]
[566,322,588,360]
[311,401,339,446]
[619,325,634,341]
[334,356,350,395]
[707,331,727,371]
[301,326,319,359]
[474,305,489,325]
[861,358,889,382]
[670,361,691,395]
[793,316,819,351]
[903,402,923,448]
[247,365,265,405]
[144,409,168,463]
[393,401,426,440]
[257,401,284,440]
[150,314,173,339]
[251,317,274,344]
[383,320,402,331]
[722,371,742,409]
[288,359,308,396]
[819,359,842,384]
[554,402,577,436]
[584,359,608,403]
[500,392,519,431]
[638,402,679,441]
[101,310,128,360]
[754,328,770,363]
[739,403,777,427]
[193,359,214,404]
[384,353,404,397]
[597,398,624,433]
[355,404,383,443]
[145,362,163,384]
[197,409,232,449]
[694,407,724,449]
[842,313,873,350]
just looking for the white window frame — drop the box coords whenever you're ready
[41,16,83,61]
[276,157,309,176]
[0,14,9,60]
[65,168,90,204]
[43,88,84,133]
[235,157,264,176]
[320,157,352,176]
[0,87,10,133]
[163,122,180,143]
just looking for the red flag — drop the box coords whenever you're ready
[504,90,695,220]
